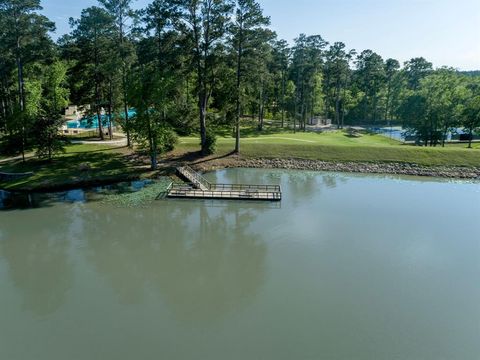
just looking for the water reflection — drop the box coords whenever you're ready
[0,190,81,210]
[0,190,6,208]
[0,169,479,360]
[0,208,73,316]
[208,168,347,207]
[82,201,267,323]
[0,180,157,211]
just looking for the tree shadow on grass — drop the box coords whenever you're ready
[343,134,363,139]
[66,145,129,155]
[215,124,292,139]
[164,150,236,167]
[239,126,290,138]
[0,150,142,192]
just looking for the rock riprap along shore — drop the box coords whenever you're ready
[195,158,480,180]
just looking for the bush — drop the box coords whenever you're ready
[203,129,217,155]
[157,127,178,153]
[0,134,23,156]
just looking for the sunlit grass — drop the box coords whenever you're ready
[177,129,480,167]
[0,144,147,191]
[2,127,479,192]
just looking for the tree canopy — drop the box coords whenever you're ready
[1,0,479,164]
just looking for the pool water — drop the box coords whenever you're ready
[66,109,136,129]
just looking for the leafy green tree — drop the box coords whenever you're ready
[98,0,137,147]
[175,0,234,155]
[400,68,467,147]
[0,0,55,160]
[354,50,386,123]
[324,42,355,128]
[129,69,178,169]
[384,58,400,122]
[143,0,181,67]
[126,0,186,169]
[404,57,433,90]
[230,0,270,153]
[462,80,480,148]
[271,39,290,127]
[397,93,430,145]
[65,6,115,140]
[290,34,327,131]
[245,30,276,131]
[423,69,466,147]
[34,61,70,160]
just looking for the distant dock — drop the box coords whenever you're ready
[167,166,282,201]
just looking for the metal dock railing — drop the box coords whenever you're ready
[168,167,282,202]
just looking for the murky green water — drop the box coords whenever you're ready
[1,169,479,360]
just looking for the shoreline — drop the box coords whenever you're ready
[0,171,166,193]
[2,157,479,193]
[193,157,480,180]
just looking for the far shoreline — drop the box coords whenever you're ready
[192,156,480,181]
[2,155,480,193]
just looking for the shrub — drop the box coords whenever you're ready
[203,129,217,155]
[157,127,178,153]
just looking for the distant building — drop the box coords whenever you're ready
[64,105,90,120]
[65,105,78,117]
[308,117,332,126]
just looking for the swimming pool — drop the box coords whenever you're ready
[66,109,136,129]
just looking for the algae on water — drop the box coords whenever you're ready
[100,178,173,208]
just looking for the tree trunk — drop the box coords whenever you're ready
[94,77,104,140]
[281,70,286,128]
[119,11,131,147]
[16,47,26,162]
[257,80,264,131]
[363,94,369,123]
[442,122,448,147]
[301,102,306,132]
[234,27,243,154]
[108,80,113,140]
[0,96,6,131]
[96,105,104,140]
[123,77,130,147]
[151,139,157,170]
[384,84,391,122]
[93,26,104,140]
[146,111,157,170]
[199,94,207,153]
[335,92,340,129]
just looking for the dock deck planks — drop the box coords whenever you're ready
[168,166,282,201]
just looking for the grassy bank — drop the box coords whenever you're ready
[176,130,480,167]
[0,143,151,192]
[1,129,479,192]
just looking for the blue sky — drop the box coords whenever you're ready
[41,0,480,70]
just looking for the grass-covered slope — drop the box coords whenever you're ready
[177,130,480,167]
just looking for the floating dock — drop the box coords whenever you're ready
[167,166,282,201]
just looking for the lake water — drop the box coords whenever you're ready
[1,169,479,360]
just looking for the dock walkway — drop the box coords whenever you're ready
[168,166,282,201]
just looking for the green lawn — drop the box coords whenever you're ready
[445,142,480,150]
[177,130,480,167]
[0,143,149,191]
[1,129,479,192]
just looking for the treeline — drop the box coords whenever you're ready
[1,0,479,166]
